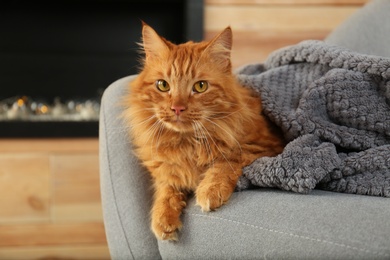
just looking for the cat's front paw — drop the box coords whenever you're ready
[152,210,183,241]
[196,182,234,212]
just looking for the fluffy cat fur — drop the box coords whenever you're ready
[123,23,285,241]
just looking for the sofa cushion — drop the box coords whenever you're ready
[159,189,390,259]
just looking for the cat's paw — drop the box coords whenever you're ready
[152,210,183,241]
[196,182,234,212]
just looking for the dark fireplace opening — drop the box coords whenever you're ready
[0,0,203,137]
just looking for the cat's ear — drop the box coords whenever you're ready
[141,22,169,60]
[206,27,232,69]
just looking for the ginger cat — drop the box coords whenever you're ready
[123,23,285,241]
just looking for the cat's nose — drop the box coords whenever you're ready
[171,105,186,116]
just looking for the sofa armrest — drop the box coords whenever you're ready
[99,75,162,260]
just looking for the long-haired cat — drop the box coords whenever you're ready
[123,23,285,241]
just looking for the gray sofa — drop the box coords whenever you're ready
[99,0,390,259]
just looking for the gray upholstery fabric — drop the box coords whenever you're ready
[100,76,162,260]
[160,190,390,260]
[99,0,390,259]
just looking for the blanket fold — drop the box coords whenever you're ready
[236,40,390,197]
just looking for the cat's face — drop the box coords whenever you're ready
[134,24,237,134]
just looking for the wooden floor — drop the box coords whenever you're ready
[0,0,369,259]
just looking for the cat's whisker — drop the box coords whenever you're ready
[108,106,158,137]
[202,117,243,155]
[153,120,166,156]
[192,120,214,167]
[123,109,154,121]
[197,121,236,174]
[129,114,157,130]
[194,122,214,169]
[207,108,244,120]
[123,107,155,116]
[143,118,164,154]
[208,100,240,107]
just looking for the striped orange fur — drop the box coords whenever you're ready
[122,23,285,241]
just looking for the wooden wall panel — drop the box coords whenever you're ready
[206,0,368,5]
[0,138,98,153]
[204,1,367,67]
[0,222,106,247]
[0,154,50,223]
[0,139,106,259]
[205,6,358,32]
[51,153,103,222]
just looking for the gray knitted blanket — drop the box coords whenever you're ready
[236,40,390,197]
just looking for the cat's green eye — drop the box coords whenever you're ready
[193,81,208,93]
[156,80,170,92]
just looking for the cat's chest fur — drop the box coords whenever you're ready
[140,133,229,189]
[154,135,215,169]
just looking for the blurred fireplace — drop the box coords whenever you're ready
[0,0,203,137]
